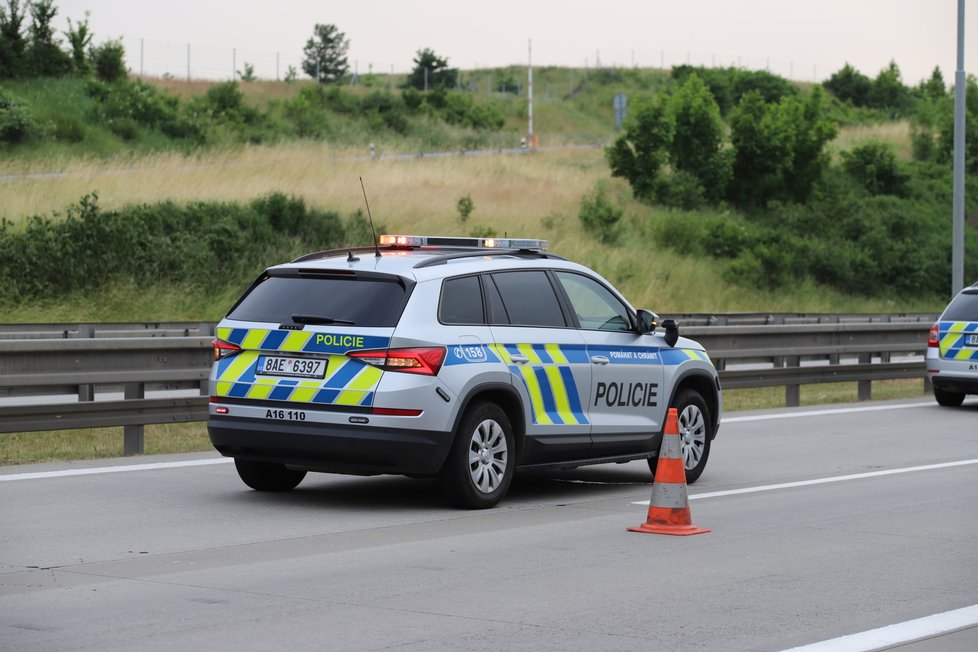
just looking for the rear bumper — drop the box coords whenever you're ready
[931,375,978,395]
[208,416,454,476]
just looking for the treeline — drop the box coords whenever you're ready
[596,63,978,297]
[0,193,372,302]
[0,0,123,81]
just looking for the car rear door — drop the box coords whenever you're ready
[485,270,592,464]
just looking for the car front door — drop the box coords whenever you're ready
[553,271,666,456]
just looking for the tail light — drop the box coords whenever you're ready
[927,323,939,348]
[213,338,241,361]
[349,347,446,376]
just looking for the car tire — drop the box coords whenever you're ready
[234,459,306,491]
[933,386,966,407]
[648,389,712,484]
[438,401,515,509]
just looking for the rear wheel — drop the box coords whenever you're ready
[438,401,515,509]
[234,459,306,491]
[933,385,965,407]
[647,389,712,484]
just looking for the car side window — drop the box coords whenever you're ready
[440,275,485,324]
[555,271,632,332]
[489,271,566,327]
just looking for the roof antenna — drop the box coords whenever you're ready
[359,176,381,257]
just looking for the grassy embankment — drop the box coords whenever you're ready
[0,72,941,464]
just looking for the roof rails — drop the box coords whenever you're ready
[291,245,380,264]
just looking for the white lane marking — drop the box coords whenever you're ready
[631,459,978,504]
[0,457,233,482]
[781,604,978,652]
[723,401,932,424]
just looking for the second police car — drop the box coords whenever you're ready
[208,235,722,508]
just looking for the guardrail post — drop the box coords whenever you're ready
[857,353,872,400]
[123,382,145,455]
[78,324,95,402]
[785,355,800,407]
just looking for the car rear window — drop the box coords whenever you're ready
[941,291,978,321]
[227,273,408,327]
[440,275,485,324]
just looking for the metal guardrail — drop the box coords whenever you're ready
[0,315,939,454]
[0,335,213,454]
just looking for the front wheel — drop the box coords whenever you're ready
[234,459,306,491]
[648,389,712,484]
[438,402,515,509]
[933,386,965,407]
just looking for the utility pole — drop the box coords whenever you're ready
[528,39,534,147]
[952,0,966,294]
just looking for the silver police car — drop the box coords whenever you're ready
[208,235,722,508]
[927,281,978,406]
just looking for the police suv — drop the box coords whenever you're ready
[208,235,722,508]
[927,281,978,406]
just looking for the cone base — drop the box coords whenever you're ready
[627,522,711,536]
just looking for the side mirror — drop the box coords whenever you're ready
[661,319,680,347]
[636,309,659,334]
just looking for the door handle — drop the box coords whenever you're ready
[590,355,610,365]
[510,355,529,364]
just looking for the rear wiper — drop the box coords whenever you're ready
[291,314,355,325]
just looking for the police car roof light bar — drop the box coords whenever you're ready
[378,234,548,251]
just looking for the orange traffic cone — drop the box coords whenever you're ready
[628,407,710,536]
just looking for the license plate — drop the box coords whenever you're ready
[265,408,307,422]
[967,334,978,346]
[255,355,326,379]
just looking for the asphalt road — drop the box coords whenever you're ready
[2,398,976,651]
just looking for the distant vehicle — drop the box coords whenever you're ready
[207,235,722,508]
[927,281,978,406]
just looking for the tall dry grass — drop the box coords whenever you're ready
[0,144,606,229]
[0,143,943,316]
[833,120,913,159]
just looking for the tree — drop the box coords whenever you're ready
[90,38,125,82]
[869,60,910,115]
[26,0,69,76]
[301,23,349,84]
[728,91,794,209]
[780,87,837,203]
[727,88,837,209]
[405,48,457,91]
[237,61,256,82]
[938,76,978,173]
[605,95,674,200]
[823,63,872,107]
[0,0,28,78]
[64,13,92,76]
[919,66,946,101]
[668,74,730,202]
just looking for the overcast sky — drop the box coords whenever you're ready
[54,1,975,85]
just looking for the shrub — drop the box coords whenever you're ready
[578,181,623,244]
[0,192,351,303]
[456,194,474,222]
[0,87,35,142]
[841,141,909,196]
